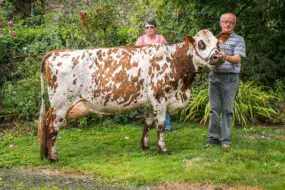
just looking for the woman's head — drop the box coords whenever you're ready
[144,20,157,35]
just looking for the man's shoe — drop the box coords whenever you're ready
[222,144,230,148]
[204,143,213,148]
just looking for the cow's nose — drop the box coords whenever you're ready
[212,55,218,61]
[210,54,225,65]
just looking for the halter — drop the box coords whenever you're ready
[194,46,218,62]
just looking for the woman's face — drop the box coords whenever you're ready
[145,24,157,35]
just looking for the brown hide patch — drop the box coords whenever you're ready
[150,56,163,71]
[51,75,58,91]
[107,49,112,56]
[96,50,103,62]
[57,62,62,67]
[132,61,138,67]
[44,58,58,92]
[46,107,57,154]
[54,51,60,56]
[72,56,80,69]
[162,62,168,71]
[148,67,153,75]
[45,107,54,127]
[81,53,86,59]
[73,78,77,85]
[151,79,165,103]
[45,60,52,86]
[112,48,119,54]
[61,53,70,58]
[171,43,196,92]
[41,51,53,73]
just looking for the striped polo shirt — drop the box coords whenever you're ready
[211,32,246,73]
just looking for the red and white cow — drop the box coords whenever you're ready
[38,30,228,161]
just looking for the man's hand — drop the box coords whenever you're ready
[221,52,227,60]
[220,52,242,64]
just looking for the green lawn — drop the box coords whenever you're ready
[0,122,284,189]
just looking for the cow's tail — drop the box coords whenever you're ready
[38,53,51,159]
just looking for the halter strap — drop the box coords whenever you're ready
[194,46,218,62]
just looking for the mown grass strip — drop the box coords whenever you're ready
[0,122,284,189]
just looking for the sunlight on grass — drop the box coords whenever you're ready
[0,122,284,189]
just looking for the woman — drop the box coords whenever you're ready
[135,20,171,133]
[135,20,167,45]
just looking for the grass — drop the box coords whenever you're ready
[0,121,284,189]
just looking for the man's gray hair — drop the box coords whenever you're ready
[220,13,237,22]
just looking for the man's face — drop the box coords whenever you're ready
[220,14,236,34]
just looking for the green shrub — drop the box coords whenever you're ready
[1,54,42,121]
[233,81,280,126]
[181,81,281,127]
[79,5,118,47]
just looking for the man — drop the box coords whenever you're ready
[205,13,246,148]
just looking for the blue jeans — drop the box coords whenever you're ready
[165,114,171,130]
[207,71,239,145]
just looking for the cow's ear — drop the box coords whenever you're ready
[183,36,195,46]
[216,32,230,44]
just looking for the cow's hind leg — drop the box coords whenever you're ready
[152,103,169,154]
[46,107,66,162]
[141,107,154,150]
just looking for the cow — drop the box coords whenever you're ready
[38,29,229,162]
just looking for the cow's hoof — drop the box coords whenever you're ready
[158,150,172,155]
[48,156,59,163]
[141,146,150,150]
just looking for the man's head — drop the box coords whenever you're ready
[220,13,236,34]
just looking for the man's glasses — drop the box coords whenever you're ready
[145,26,155,30]
[221,21,235,25]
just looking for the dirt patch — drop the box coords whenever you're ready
[157,181,264,190]
[241,130,285,141]
[18,167,88,179]
[0,168,119,189]
[0,168,265,190]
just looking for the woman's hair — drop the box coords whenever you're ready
[145,20,157,27]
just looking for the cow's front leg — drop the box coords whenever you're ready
[46,109,65,162]
[141,108,154,150]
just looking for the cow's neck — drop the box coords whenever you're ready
[172,43,197,91]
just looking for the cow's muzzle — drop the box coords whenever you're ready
[209,53,225,66]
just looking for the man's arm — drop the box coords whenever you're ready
[221,52,242,64]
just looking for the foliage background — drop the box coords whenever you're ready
[0,0,284,126]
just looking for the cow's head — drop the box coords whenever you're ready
[183,29,229,70]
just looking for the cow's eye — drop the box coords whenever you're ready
[217,42,220,50]
[198,40,206,50]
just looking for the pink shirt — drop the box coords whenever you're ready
[135,34,167,45]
